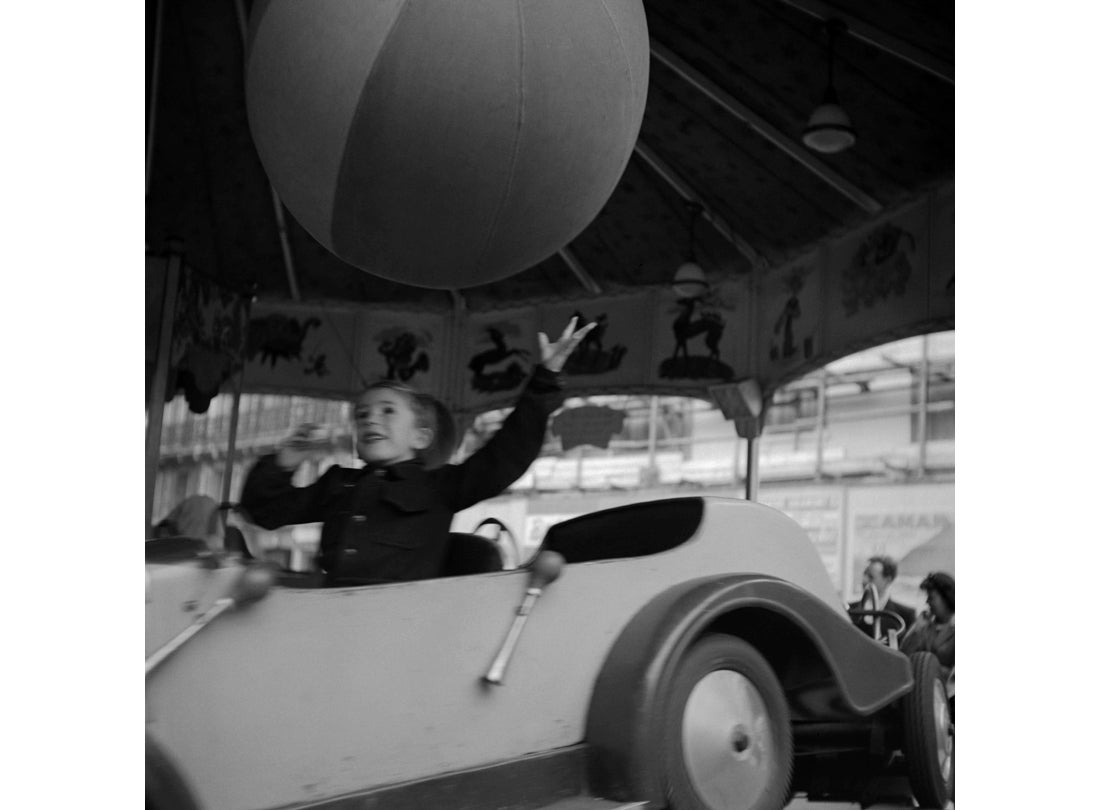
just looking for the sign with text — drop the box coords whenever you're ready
[759,488,844,591]
[845,483,955,606]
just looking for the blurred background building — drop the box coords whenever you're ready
[154,330,953,606]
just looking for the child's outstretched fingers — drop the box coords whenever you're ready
[541,317,597,372]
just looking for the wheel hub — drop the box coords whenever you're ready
[682,670,776,810]
[729,724,752,759]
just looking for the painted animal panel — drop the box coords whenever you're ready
[842,223,917,316]
[564,311,627,376]
[658,297,733,381]
[375,328,432,383]
[246,315,322,368]
[468,324,531,393]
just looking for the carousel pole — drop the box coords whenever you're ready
[220,368,245,505]
[709,379,765,501]
[744,434,761,501]
[233,0,301,302]
[146,0,164,196]
[146,241,183,534]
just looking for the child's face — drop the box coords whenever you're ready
[353,389,431,466]
[926,590,951,623]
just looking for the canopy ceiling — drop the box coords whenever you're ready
[145,0,954,314]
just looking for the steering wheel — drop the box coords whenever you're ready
[848,584,907,647]
[474,518,522,569]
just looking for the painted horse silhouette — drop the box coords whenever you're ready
[469,327,531,393]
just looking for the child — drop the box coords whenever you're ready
[240,317,593,587]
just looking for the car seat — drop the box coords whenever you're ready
[441,532,504,576]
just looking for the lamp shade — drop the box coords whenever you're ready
[245,0,650,289]
[673,262,709,299]
[802,99,856,154]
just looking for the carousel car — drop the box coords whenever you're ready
[145,496,954,810]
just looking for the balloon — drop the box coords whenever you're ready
[246,0,649,289]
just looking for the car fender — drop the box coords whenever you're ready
[584,573,913,803]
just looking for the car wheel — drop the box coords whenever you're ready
[146,735,200,810]
[664,634,793,810]
[901,651,954,808]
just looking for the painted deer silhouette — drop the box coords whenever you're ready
[672,298,724,360]
[571,310,608,356]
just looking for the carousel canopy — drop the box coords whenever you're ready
[145,0,953,409]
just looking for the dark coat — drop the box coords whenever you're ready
[240,366,564,586]
[901,615,955,676]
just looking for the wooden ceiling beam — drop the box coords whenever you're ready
[778,0,954,84]
[650,39,882,214]
[633,139,766,268]
[557,248,603,295]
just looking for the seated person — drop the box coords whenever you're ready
[239,318,592,588]
[152,495,224,548]
[901,571,955,680]
[849,555,917,638]
[149,494,250,563]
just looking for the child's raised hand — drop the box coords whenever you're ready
[538,316,597,373]
[276,423,331,471]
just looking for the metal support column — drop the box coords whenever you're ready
[744,436,760,501]
[916,334,930,477]
[220,370,245,505]
[709,380,765,502]
[643,395,660,486]
[814,371,828,479]
[730,431,741,489]
[146,0,164,196]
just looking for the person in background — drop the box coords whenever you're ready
[849,555,917,638]
[239,317,593,587]
[152,495,265,557]
[901,571,955,680]
[152,495,224,550]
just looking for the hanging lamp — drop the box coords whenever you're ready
[672,201,710,299]
[802,19,856,155]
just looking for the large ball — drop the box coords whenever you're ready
[245,0,649,289]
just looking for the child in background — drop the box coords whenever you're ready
[240,317,593,587]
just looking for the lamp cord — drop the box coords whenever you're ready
[685,201,703,261]
[824,19,847,92]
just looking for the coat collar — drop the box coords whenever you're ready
[360,459,427,481]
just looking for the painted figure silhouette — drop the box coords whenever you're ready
[468,328,530,376]
[672,298,724,360]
